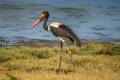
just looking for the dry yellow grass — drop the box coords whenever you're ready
[0,43,120,80]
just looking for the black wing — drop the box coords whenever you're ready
[50,24,75,42]
[50,24,81,46]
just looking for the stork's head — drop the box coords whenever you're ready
[40,11,49,19]
[32,11,49,29]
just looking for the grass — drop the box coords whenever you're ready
[0,43,120,80]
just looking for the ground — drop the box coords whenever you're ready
[0,43,120,80]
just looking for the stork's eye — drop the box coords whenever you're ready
[41,13,46,18]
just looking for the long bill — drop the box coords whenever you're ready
[32,17,43,29]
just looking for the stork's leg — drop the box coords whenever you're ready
[63,42,75,72]
[58,41,63,73]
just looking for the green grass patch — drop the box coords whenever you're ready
[0,43,120,80]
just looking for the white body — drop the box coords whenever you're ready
[50,22,62,28]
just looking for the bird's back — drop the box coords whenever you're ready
[50,22,81,47]
[50,22,73,39]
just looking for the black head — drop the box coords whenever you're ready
[40,11,49,19]
[32,11,49,29]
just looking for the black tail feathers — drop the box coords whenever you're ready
[72,33,81,47]
[74,36,81,47]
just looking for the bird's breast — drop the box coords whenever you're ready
[50,22,62,28]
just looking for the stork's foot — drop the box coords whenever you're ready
[56,68,75,74]
[73,68,75,73]
[56,69,60,74]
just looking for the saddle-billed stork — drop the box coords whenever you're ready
[32,11,81,73]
